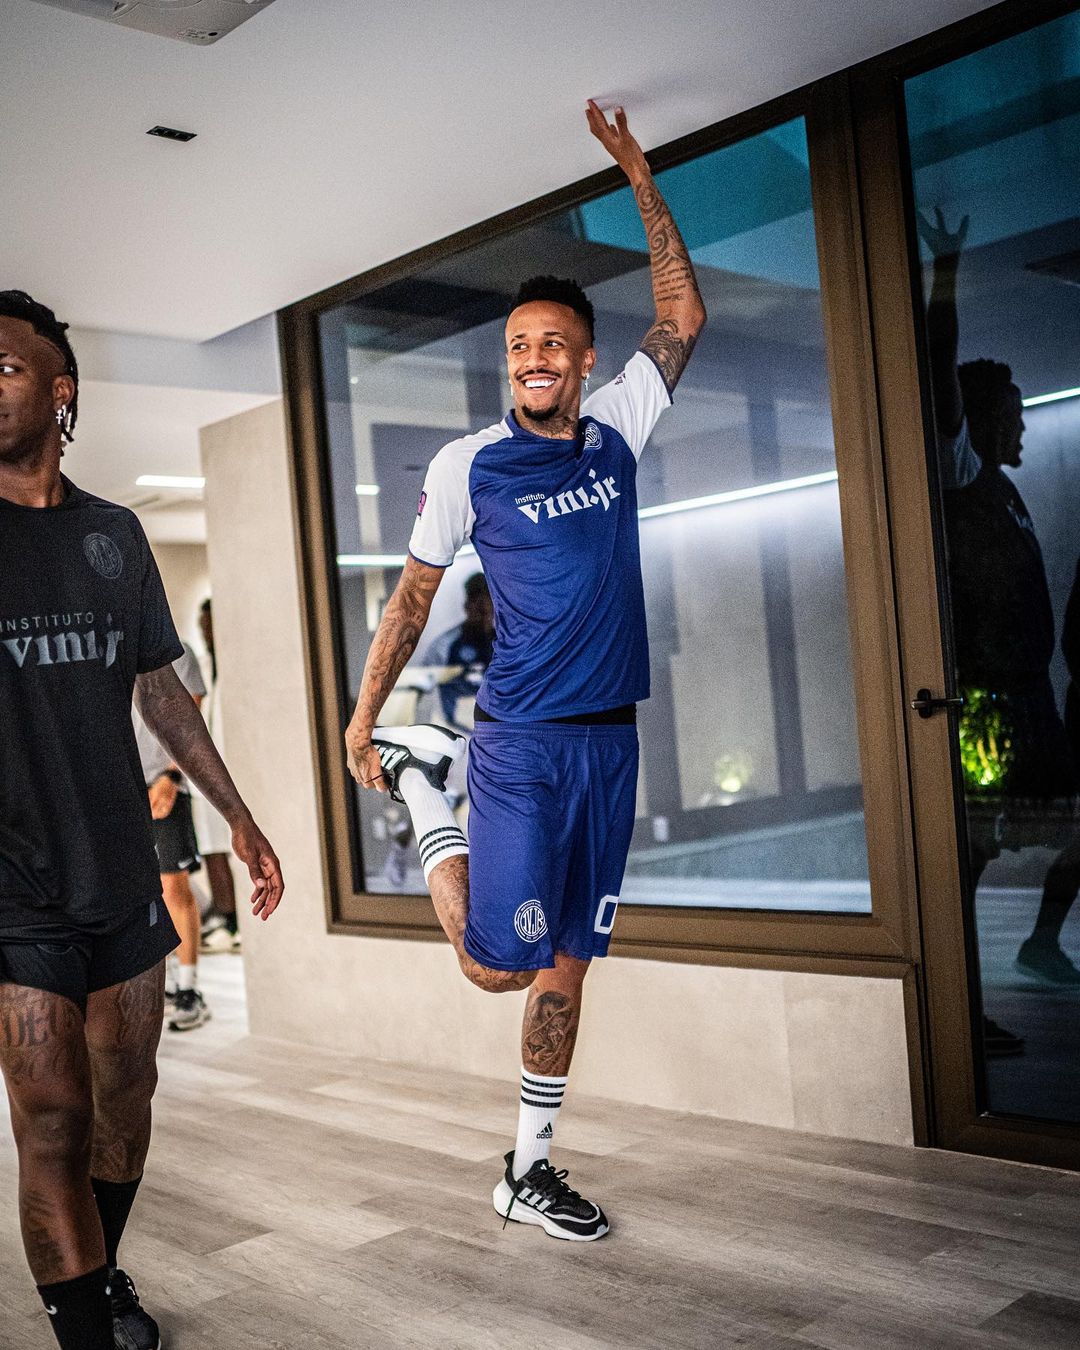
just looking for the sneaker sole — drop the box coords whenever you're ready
[492,1180,609,1242]
[168,1009,213,1033]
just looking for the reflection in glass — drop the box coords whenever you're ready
[318,116,870,913]
[908,10,1080,1122]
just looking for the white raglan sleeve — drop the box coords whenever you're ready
[937,417,982,492]
[408,443,476,568]
[580,349,672,461]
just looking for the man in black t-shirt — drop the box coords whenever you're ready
[0,292,284,1350]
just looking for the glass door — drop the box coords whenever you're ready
[858,7,1080,1166]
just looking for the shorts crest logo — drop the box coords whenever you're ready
[514,900,547,943]
[83,533,123,580]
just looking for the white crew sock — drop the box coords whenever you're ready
[513,1068,568,1179]
[397,767,468,882]
[177,964,196,992]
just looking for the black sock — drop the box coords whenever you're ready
[37,1265,113,1350]
[91,1175,141,1269]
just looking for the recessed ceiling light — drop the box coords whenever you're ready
[147,126,197,143]
[136,474,205,490]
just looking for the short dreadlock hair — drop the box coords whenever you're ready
[511,276,595,344]
[0,290,79,443]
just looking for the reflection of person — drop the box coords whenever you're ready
[345,104,705,1240]
[1064,558,1080,765]
[423,571,495,730]
[133,641,214,1031]
[0,292,283,1350]
[920,212,1080,1009]
[193,598,241,953]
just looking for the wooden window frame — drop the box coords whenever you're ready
[280,73,921,979]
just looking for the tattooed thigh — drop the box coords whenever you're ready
[0,984,88,1099]
[85,963,164,1065]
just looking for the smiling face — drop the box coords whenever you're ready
[505,300,595,434]
[0,316,73,466]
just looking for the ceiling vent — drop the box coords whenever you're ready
[27,0,277,46]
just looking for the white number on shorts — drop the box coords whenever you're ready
[594,894,619,935]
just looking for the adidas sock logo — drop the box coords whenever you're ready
[536,1122,553,1140]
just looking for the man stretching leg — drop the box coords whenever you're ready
[0,290,284,1349]
[345,104,704,1240]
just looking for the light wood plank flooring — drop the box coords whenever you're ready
[2,959,1080,1349]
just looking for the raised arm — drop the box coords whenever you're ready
[345,556,445,791]
[134,665,284,918]
[917,207,969,438]
[587,100,706,393]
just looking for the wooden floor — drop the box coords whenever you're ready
[3,960,1080,1350]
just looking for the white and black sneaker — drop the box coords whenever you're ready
[168,988,211,1033]
[370,724,465,803]
[493,1150,609,1242]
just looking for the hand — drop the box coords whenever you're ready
[231,814,284,920]
[586,100,650,182]
[345,724,388,793]
[148,775,178,820]
[917,207,969,263]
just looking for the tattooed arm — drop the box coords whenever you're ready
[134,666,284,917]
[587,100,706,393]
[345,555,445,791]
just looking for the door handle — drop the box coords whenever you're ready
[910,688,965,719]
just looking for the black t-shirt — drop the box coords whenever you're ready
[0,478,183,933]
[940,428,1055,684]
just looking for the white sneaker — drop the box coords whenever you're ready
[371,724,465,803]
[201,923,235,955]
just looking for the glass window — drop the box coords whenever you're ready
[906,11,1080,1121]
[318,115,870,913]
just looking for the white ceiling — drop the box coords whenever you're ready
[3,0,997,343]
[66,380,277,540]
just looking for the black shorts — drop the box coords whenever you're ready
[154,791,201,875]
[0,900,179,1016]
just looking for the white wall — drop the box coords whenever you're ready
[202,399,915,1146]
[152,541,210,654]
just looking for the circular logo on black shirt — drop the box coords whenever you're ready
[83,533,124,580]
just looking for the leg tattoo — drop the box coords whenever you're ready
[86,964,165,1183]
[429,855,536,993]
[0,984,103,1284]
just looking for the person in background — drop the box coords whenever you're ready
[424,571,496,731]
[133,641,213,1031]
[193,598,241,953]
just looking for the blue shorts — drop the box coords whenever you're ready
[464,721,638,971]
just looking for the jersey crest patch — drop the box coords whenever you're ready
[83,533,124,580]
[584,422,602,449]
[514,900,548,943]
[417,490,427,517]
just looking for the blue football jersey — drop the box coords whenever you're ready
[409,351,671,721]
